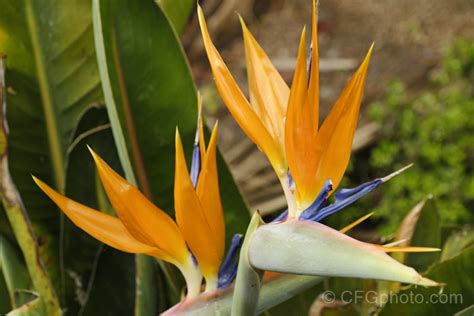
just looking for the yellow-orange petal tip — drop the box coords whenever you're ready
[31,175,40,186]
[86,144,99,160]
[366,42,375,60]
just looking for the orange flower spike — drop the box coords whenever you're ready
[32,176,168,259]
[239,16,289,153]
[285,2,321,210]
[88,147,189,265]
[312,44,374,197]
[196,122,225,262]
[174,130,221,290]
[197,6,286,176]
[285,27,319,211]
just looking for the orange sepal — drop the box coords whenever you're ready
[239,16,288,150]
[197,6,286,176]
[88,146,189,265]
[312,44,374,194]
[285,27,319,207]
[174,130,221,279]
[32,176,170,261]
[196,122,225,261]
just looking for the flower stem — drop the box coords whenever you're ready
[204,275,218,293]
[179,258,203,298]
[279,173,297,219]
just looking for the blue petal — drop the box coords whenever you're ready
[272,209,288,222]
[299,165,412,222]
[306,44,313,85]
[305,179,383,222]
[191,253,198,266]
[299,179,333,220]
[190,142,201,188]
[218,234,243,288]
[189,111,204,188]
[287,171,295,191]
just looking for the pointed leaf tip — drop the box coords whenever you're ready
[418,277,440,287]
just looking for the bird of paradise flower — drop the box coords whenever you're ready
[33,102,241,298]
[33,1,442,313]
[197,0,439,288]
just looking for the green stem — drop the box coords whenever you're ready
[231,212,264,316]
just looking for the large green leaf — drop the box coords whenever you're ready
[0,0,102,307]
[0,205,14,243]
[168,274,325,315]
[0,270,12,314]
[381,245,474,315]
[6,295,42,316]
[0,56,59,315]
[0,235,32,309]
[77,248,136,316]
[0,0,102,188]
[156,0,195,35]
[266,283,323,316]
[440,227,474,262]
[455,305,474,316]
[403,198,441,272]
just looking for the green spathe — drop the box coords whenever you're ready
[248,219,438,287]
